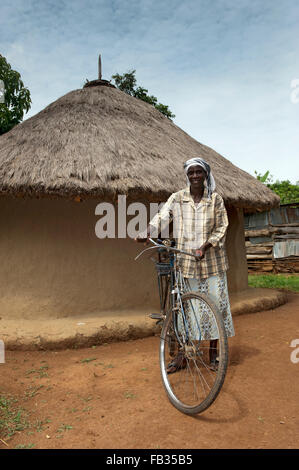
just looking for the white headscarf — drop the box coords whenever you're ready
[183,157,216,199]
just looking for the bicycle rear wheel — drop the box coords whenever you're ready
[160,291,228,415]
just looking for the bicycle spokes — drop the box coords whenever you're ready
[160,292,228,414]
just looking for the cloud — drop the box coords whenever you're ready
[1,0,299,182]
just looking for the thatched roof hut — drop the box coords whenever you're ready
[0,79,279,212]
[0,74,280,329]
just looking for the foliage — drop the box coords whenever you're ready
[254,170,272,184]
[267,180,299,205]
[111,70,175,120]
[254,171,299,204]
[248,274,299,292]
[0,55,31,135]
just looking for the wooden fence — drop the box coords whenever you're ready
[244,203,299,274]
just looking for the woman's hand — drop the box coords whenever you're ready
[195,242,212,259]
[195,248,205,259]
[134,235,149,244]
[134,228,150,245]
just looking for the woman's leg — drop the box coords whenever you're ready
[209,339,218,362]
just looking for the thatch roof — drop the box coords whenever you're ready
[0,83,279,211]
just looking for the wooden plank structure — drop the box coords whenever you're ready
[244,202,299,274]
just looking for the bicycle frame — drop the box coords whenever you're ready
[136,238,199,345]
[135,237,229,415]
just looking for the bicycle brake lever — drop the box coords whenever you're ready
[134,245,160,261]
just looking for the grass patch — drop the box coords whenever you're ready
[25,364,49,378]
[34,418,51,432]
[24,385,44,399]
[57,424,73,433]
[69,408,79,414]
[124,392,136,399]
[15,443,35,449]
[82,406,92,412]
[0,394,30,439]
[78,395,93,402]
[248,274,299,292]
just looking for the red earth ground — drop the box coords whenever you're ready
[0,292,299,450]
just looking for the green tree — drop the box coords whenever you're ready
[0,55,32,135]
[111,70,175,120]
[254,170,299,204]
[267,180,299,204]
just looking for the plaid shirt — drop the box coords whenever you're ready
[149,186,229,279]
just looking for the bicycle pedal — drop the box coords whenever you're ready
[148,313,164,321]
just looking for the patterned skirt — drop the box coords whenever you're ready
[178,272,235,341]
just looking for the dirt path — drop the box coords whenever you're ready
[1,292,299,450]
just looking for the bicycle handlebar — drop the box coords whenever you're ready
[134,238,201,261]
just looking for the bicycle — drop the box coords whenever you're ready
[135,238,228,415]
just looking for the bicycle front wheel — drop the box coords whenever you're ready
[160,291,228,415]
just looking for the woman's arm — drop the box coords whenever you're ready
[196,194,228,258]
[135,193,175,243]
[195,241,212,259]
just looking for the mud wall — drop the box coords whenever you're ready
[0,198,247,319]
[226,206,248,292]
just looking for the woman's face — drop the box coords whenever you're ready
[187,165,206,188]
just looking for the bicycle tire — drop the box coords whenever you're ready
[159,291,228,415]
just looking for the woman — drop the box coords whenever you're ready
[136,157,235,372]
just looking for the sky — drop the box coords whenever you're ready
[1,0,299,183]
